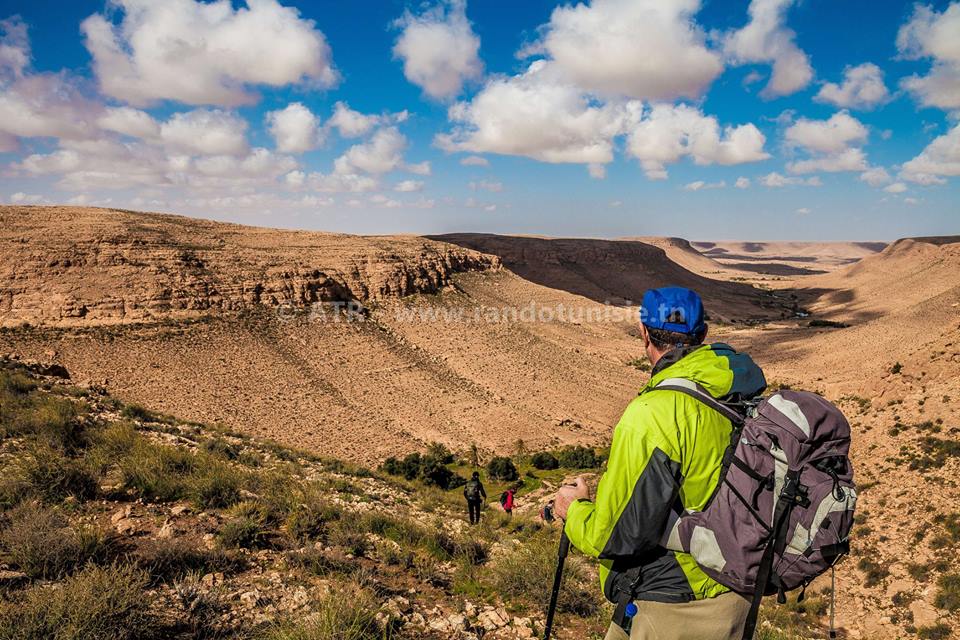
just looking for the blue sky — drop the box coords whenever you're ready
[0,0,957,240]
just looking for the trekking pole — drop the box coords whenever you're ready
[543,530,570,640]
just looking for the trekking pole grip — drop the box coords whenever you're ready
[543,530,569,640]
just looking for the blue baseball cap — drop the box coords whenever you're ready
[639,287,706,336]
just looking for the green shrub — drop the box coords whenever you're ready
[557,445,599,469]
[203,437,241,460]
[935,573,960,611]
[857,556,889,587]
[531,452,559,470]
[218,517,268,549]
[426,442,455,464]
[190,459,243,509]
[491,533,599,617]
[0,502,107,579]
[0,563,153,640]
[260,582,385,640]
[486,456,519,482]
[284,498,342,544]
[917,624,953,640]
[286,547,357,577]
[135,538,244,585]
[120,403,159,422]
[118,440,194,502]
[891,362,903,374]
[14,443,99,504]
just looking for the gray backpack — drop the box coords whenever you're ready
[654,381,857,640]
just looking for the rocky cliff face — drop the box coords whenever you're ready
[0,206,499,325]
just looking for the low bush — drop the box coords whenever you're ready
[136,538,245,585]
[380,452,465,489]
[190,459,244,509]
[0,502,107,579]
[118,439,194,502]
[491,532,599,617]
[917,624,953,640]
[0,563,152,640]
[486,456,519,482]
[218,516,269,550]
[283,496,342,544]
[14,443,99,504]
[260,581,386,640]
[935,573,960,611]
[557,445,600,469]
[531,452,559,470]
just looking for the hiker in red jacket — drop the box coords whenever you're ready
[500,488,516,517]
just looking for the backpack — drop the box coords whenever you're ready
[653,379,856,640]
[499,491,508,507]
[465,479,482,501]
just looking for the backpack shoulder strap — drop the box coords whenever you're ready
[650,378,745,425]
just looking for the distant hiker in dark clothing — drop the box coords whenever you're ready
[499,488,516,517]
[464,471,486,525]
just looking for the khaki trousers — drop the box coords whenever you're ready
[603,592,751,640]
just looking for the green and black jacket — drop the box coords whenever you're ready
[564,343,766,603]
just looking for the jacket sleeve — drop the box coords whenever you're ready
[480,483,487,499]
[564,397,683,559]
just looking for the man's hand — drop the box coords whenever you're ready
[553,476,590,520]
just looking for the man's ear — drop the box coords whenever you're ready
[698,324,708,344]
[639,323,650,347]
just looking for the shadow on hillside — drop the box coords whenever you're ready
[430,233,801,321]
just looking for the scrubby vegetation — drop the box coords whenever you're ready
[0,360,842,640]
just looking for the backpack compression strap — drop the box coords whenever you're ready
[651,378,745,425]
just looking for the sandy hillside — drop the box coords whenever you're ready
[693,241,887,277]
[431,233,788,322]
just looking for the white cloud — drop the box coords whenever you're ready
[815,63,889,109]
[160,109,248,156]
[307,171,378,193]
[0,16,29,79]
[901,122,960,184]
[587,163,606,179]
[191,147,297,182]
[795,207,810,214]
[405,161,432,176]
[392,0,482,100]
[284,170,305,187]
[437,60,631,165]
[784,112,870,174]
[787,148,867,174]
[784,112,868,154]
[735,176,751,188]
[883,182,907,193]
[625,103,769,179]
[459,155,488,166]
[609,200,622,207]
[394,180,424,192]
[904,197,920,205]
[759,172,821,187]
[859,166,892,187]
[896,3,960,110]
[523,0,723,101]
[266,102,322,153]
[469,180,502,192]
[0,74,101,142]
[327,102,379,138]
[97,106,160,139]
[10,191,45,204]
[723,0,813,97]
[334,127,407,175]
[684,180,725,191]
[81,0,337,107]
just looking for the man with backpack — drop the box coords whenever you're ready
[554,287,765,640]
[464,471,486,525]
[553,286,856,640]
